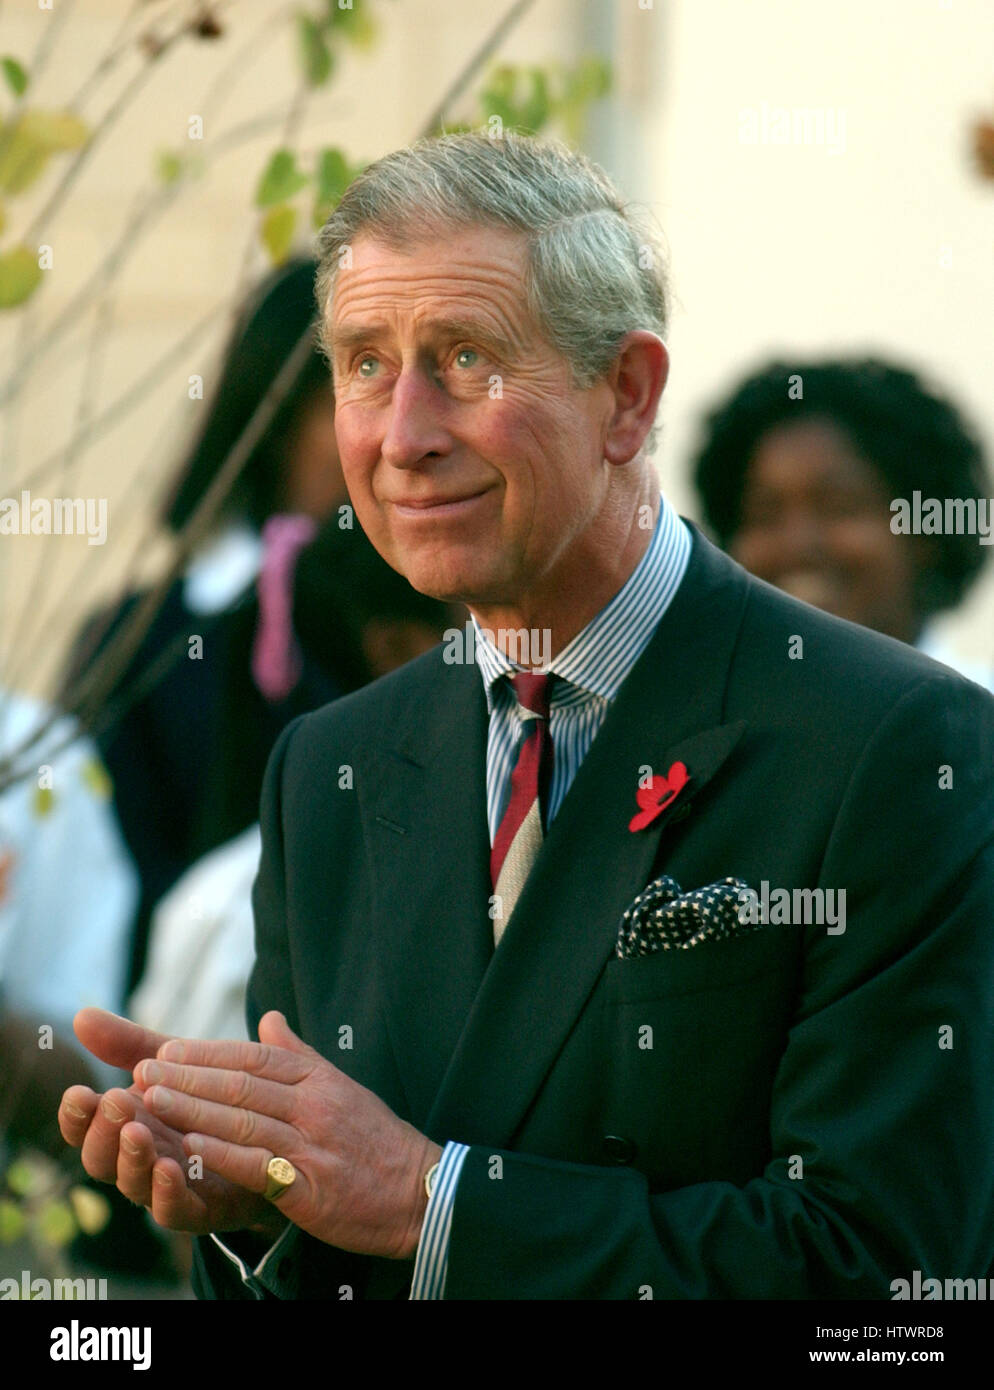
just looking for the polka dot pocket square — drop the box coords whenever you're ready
[616,874,760,959]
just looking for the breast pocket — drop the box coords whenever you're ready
[597,928,798,1187]
[604,923,788,1002]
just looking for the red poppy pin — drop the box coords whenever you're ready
[628,761,690,832]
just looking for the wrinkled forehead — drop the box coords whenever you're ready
[326,223,535,348]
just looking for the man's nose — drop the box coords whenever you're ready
[380,366,452,468]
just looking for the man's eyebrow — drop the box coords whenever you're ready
[331,322,390,355]
[428,319,515,356]
[330,318,515,358]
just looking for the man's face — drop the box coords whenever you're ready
[327,225,616,608]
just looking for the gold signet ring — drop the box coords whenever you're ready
[264,1156,297,1201]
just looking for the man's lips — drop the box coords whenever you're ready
[391,488,492,516]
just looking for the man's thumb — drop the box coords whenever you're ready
[257,1010,314,1054]
[73,1008,173,1071]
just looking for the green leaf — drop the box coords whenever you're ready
[473,58,611,142]
[0,200,6,235]
[326,0,356,30]
[0,108,88,195]
[563,55,611,105]
[516,68,550,133]
[0,244,43,308]
[68,1186,111,1236]
[34,1200,77,1248]
[0,122,50,195]
[557,56,611,140]
[480,67,551,134]
[5,1158,40,1197]
[296,13,334,87]
[333,3,377,49]
[0,1198,26,1244]
[312,147,361,227]
[2,56,28,97]
[478,66,519,132]
[316,146,351,202]
[18,108,89,152]
[255,148,310,208]
[155,149,184,185]
[260,203,297,263]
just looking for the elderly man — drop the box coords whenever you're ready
[60,132,994,1300]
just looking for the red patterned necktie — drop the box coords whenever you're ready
[490,672,555,946]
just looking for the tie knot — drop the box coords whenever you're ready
[510,671,553,720]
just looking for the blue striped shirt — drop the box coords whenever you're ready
[410,494,692,1299]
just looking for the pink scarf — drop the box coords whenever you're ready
[251,514,318,701]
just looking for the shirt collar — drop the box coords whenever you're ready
[472,493,690,710]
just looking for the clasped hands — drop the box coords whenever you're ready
[57,1007,442,1260]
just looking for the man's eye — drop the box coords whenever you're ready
[454,348,479,369]
[357,356,379,377]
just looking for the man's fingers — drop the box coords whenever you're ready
[185,1133,277,1198]
[143,1084,293,1153]
[78,1087,139,1183]
[156,1033,313,1084]
[74,1008,174,1071]
[147,1156,211,1235]
[115,1121,157,1207]
[134,1059,297,1123]
[58,1086,99,1147]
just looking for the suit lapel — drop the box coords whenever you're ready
[425,530,754,1146]
[362,655,494,1127]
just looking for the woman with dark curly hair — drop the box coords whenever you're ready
[690,356,992,683]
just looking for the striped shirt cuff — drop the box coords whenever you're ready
[409,1141,470,1300]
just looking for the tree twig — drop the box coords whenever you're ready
[68,321,318,737]
[0,0,79,168]
[0,288,116,698]
[417,0,537,138]
[11,297,230,494]
[0,321,317,785]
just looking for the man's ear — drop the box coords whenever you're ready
[602,332,669,465]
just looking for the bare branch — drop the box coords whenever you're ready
[0,289,116,698]
[11,297,229,495]
[0,0,79,168]
[66,320,318,735]
[0,319,317,786]
[417,0,538,139]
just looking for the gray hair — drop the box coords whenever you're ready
[314,132,668,393]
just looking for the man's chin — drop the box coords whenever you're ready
[399,562,508,609]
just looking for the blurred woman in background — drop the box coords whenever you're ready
[691,356,993,687]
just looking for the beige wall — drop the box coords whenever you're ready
[636,0,994,670]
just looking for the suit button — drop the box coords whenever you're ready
[601,1134,636,1165]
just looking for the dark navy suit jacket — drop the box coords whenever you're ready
[194,529,994,1299]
